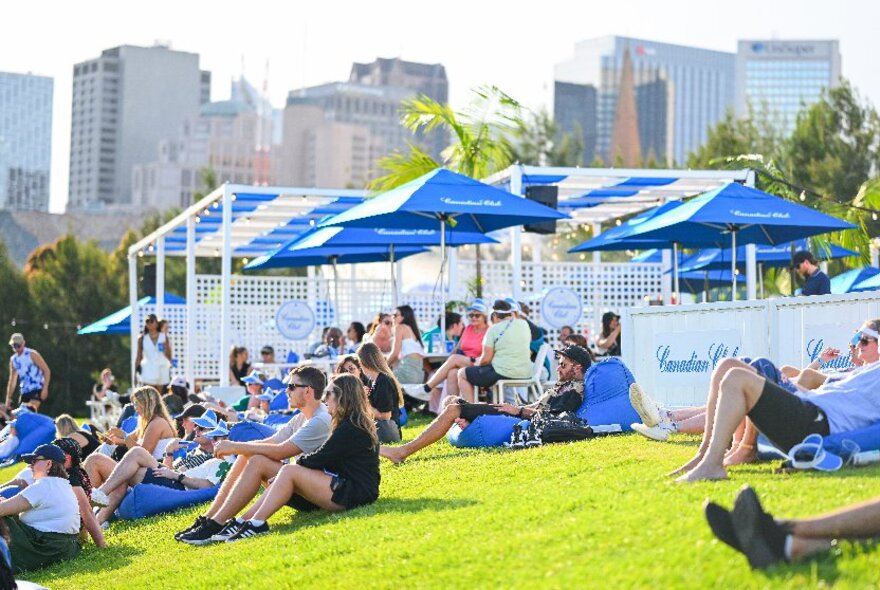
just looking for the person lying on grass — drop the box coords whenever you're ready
[222,373,380,542]
[671,322,880,483]
[0,444,82,573]
[706,484,880,570]
[379,345,591,465]
[88,412,232,524]
[778,321,880,389]
[175,366,332,545]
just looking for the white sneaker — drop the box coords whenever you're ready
[402,383,431,401]
[629,383,661,427]
[90,488,110,507]
[631,422,672,442]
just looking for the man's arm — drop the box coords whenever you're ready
[31,351,50,400]
[213,439,303,462]
[5,360,16,406]
[476,342,495,367]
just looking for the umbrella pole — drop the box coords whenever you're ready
[332,258,340,326]
[673,242,680,304]
[440,220,447,351]
[731,232,737,302]
[703,271,709,303]
[390,244,397,308]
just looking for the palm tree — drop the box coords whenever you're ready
[370,86,523,297]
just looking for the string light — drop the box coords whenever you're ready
[799,191,806,202]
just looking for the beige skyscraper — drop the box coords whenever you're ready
[610,48,641,167]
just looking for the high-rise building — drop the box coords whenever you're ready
[68,44,211,210]
[736,40,841,134]
[278,58,449,188]
[132,99,267,211]
[553,81,597,163]
[0,71,53,211]
[555,36,735,164]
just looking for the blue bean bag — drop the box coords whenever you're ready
[116,483,220,520]
[264,413,295,428]
[0,486,22,499]
[0,412,56,461]
[399,406,408,428]
[269,392,289,412]
[448,415,522,448]
[228,421,276,442]
[576,357,639,432]
[758,421,880,461]
[120,414,138,434]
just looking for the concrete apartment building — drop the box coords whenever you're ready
[68,44,210,211]
[0,71,53,211]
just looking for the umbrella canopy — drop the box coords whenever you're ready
[278,225,499,250]
[569,201,684,253]
[678,240,858,273]
[830,267,880,294]
[318,168,569,233]
[243,244,428,271]
[630,248,688,264]
[851,271,880,292]
[678,270,746,295]
[77,293,186,336]
[626,182,857,248]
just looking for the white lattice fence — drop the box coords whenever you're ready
[135,302,188,379]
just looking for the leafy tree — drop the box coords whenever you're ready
[0,239,32,395]
[509,108,583,167]
[687,106,784,169]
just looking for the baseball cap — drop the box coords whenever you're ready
[8,333,24,346]
[555,345,592,370]
[257,388,279,402]
[178,403,207,420]
[242,370,264,386]
[22,443,66,464]
[203,420,230,438]
[260,345,275,355]
[502,297,521,313]
[466,299,488,315]
[491,299,514,314]
[168,375,188,389]
[192,409,219,430]
[602,311,620,323]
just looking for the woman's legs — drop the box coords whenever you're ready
[445,368,462,397]
[724,419,759,466]
[380,396,463,464]
[96,447,155,495]
[250,464,343,523]
[457,371,475,402]
[83,453,118,488]
[426,355,470,389]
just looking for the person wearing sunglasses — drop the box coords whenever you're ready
[364,313,393,354]
[6,333,50,412]
[175,366,332,545]
[779,321,880,391]
[672,319,880,483]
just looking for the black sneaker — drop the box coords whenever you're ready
[209,519,243,542]
[177,518,224,545]
[226,520,270,542]
[175,516,207,540]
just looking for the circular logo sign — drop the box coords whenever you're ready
[540,287,582,329]
[275,300,316,340]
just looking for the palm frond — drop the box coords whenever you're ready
[369,144,440,193]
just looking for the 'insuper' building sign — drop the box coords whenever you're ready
[652,330,742,386]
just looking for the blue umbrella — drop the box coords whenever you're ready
[625,182,857,298]
[244,244,427,271]
[678,240,858,272]
[851,270,880,292]
[831,267,880,294]
[679,270,746,299]
[319,168,568,340]
[568,201,684,253]
[78,293,186,336]
[630,248,687,264]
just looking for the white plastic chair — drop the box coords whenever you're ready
[86,391,123,431]
[493,343,551,405]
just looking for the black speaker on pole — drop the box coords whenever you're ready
[523,185,559,235]
[142,263,157,298]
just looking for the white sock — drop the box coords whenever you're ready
[783,534,793,561]
[249,519,265,527]
[234,517,245,524]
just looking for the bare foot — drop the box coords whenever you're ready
[668,452,706,477]
[723,446,756,466]
[675,465,728,483]
[379,445,408,465]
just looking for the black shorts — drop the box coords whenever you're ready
[20,390,41,404]
[455,399,503,423]
[141,469,186,490]
[463,365,507,388]
[285,472,344,512]
[748,379,830,452]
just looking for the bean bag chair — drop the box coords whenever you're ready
[447,415,522,448]
[228,420,276,442]
[269,392,289,412]
[0,486,22,499]
[264,413,295,428]
[399,406,408,428]
[263,379,284,393]
[120,414,138,434]
[116,483,220,520]
[576,357,639,432]
[0,412,56,461]
[757,421,880,461]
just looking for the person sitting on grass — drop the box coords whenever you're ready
[88,386,177,465]
[706,484,880,570]
[88,412,232,523]
[671,324,880,483]
[404,300,490,411]
[358,343,404,443]
[223,373,380,542]
[54,414,101,460]
[175,366,332,545]
[0,444,81,573]
[380,345,591,464]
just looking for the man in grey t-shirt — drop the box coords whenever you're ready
[176,366,332,545]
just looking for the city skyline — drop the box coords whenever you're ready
[2,0,878,212]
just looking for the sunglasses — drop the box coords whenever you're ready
[287,382,308,391]
[11,343,22,349]
[858,337,876,347]
[467,312,482,319]
[382,320,393,325]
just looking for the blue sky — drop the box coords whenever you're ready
[2,0,877,212]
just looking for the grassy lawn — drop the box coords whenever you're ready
[6,417,880,589]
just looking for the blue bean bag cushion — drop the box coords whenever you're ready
[269,392,289,412]
[0,412,56,461]
[228,421,276,442]
[0,486,22,499]
[116,483,219,520]
[447,415,521,448]
[399,406,408,428]
[120,414,138,435]
[264,413,295,428]
[757,421,880,461]
[576,357,639,432]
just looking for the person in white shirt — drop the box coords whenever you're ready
[0,443,81,573]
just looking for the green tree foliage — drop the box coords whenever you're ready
[509,108,584,167]
[687,106,784,169]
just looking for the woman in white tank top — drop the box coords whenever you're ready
[387,305,425,384]
[135,314,172,388]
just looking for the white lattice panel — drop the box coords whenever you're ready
[134,302,188,380]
